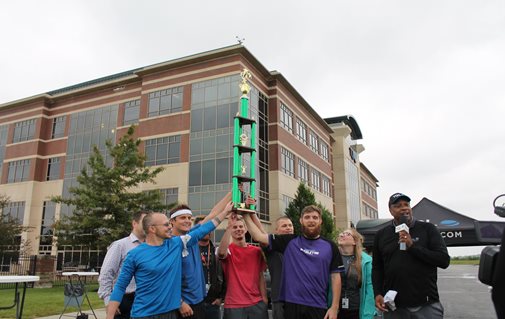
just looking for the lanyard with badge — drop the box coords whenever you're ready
[341,256,354,309]
[201,244,211,293]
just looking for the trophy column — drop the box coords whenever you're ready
[232,69,256,214]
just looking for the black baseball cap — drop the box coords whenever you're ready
[388,193,411,207]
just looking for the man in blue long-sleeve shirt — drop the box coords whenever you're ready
[106,202,233,319]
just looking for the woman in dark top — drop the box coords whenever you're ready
[337,228,376,319]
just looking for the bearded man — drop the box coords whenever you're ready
[244,205,344,319]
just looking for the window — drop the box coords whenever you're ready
[322,175,331,196]
[160,188,179,206]
[296,118,307,144]
[148,87,183,117]
[309,130,319,153]
[310,168,320,191]
[62,104,118,217]
[39,201,56,253]
[7,160,30,183]
[280,104,293,133]
[145,135,181,166]
[123,99,140,125]
[280,147,294,177]
[0,124,8,182]
[320,142,329,162]
[47,157,61,181]
[51,116,66,139]
[281,194,293,214]
[361,178,377,200]
[13,119,36,143]
[298,159,308,183]
[363,203,378,219]
[3,201,25,223]
[349,147,358,162]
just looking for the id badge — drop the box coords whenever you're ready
[342,297,349,309]
[205,283,210,293]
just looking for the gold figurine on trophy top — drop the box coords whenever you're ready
[239,69,252,95]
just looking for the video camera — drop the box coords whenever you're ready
[478,194,504,286]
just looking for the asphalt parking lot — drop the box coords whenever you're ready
[438,264,496,319]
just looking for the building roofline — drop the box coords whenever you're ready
[360,162,380,184]
[270,71,333,134]
[324,115,363,140]
[1,45,333,135]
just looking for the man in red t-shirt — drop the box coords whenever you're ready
[217,214,268,319]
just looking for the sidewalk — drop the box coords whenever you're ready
[36,308,106,319]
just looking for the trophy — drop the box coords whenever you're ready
[232,69,257,214]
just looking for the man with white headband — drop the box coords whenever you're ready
[106,199,233,319]
[170,192,232,319]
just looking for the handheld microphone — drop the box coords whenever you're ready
[395,215,409,250]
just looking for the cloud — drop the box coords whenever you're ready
[0,0,504,255]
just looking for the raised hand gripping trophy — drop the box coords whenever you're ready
[232,69,257,214]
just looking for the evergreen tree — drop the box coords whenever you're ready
[0,194,31,255]
[284,182,336,239]
[52,126,168,250]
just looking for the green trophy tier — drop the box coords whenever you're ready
[232,69,257,214]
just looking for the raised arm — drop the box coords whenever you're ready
[212,201,234,226]
[249,212,267,234]
[201,192,232,223]
[217,216,234,259]
[243,214,269,245]
[187,202,234,246]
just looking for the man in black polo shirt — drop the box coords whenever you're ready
[372,193,450,318]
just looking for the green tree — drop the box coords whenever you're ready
[0,194,31,254]
[52,126,168,250]
[284,183,336,239]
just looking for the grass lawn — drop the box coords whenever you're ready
[450,259,480,265]
[0,284,103,319]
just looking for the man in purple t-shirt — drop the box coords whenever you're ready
[244,205,344,319]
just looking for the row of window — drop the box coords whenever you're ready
[280,147,331,196]
[8,189,179,254]
[362,203,378,219]
[361,177,377,200]
[7,86,184,147]
[9,116,66,146]
[123,86,185,126]
[4,133,182,184]
[280,103,330,162]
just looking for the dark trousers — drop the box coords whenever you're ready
[177,302,205,319]
[223,301,268,319]
[116,292,135,319]
[283,302,326,319]
[133,310,178,319]
[337,309,359,319]
[203,302,221,319]
[383,301,444,319]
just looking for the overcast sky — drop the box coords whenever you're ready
[1,1,504,255]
